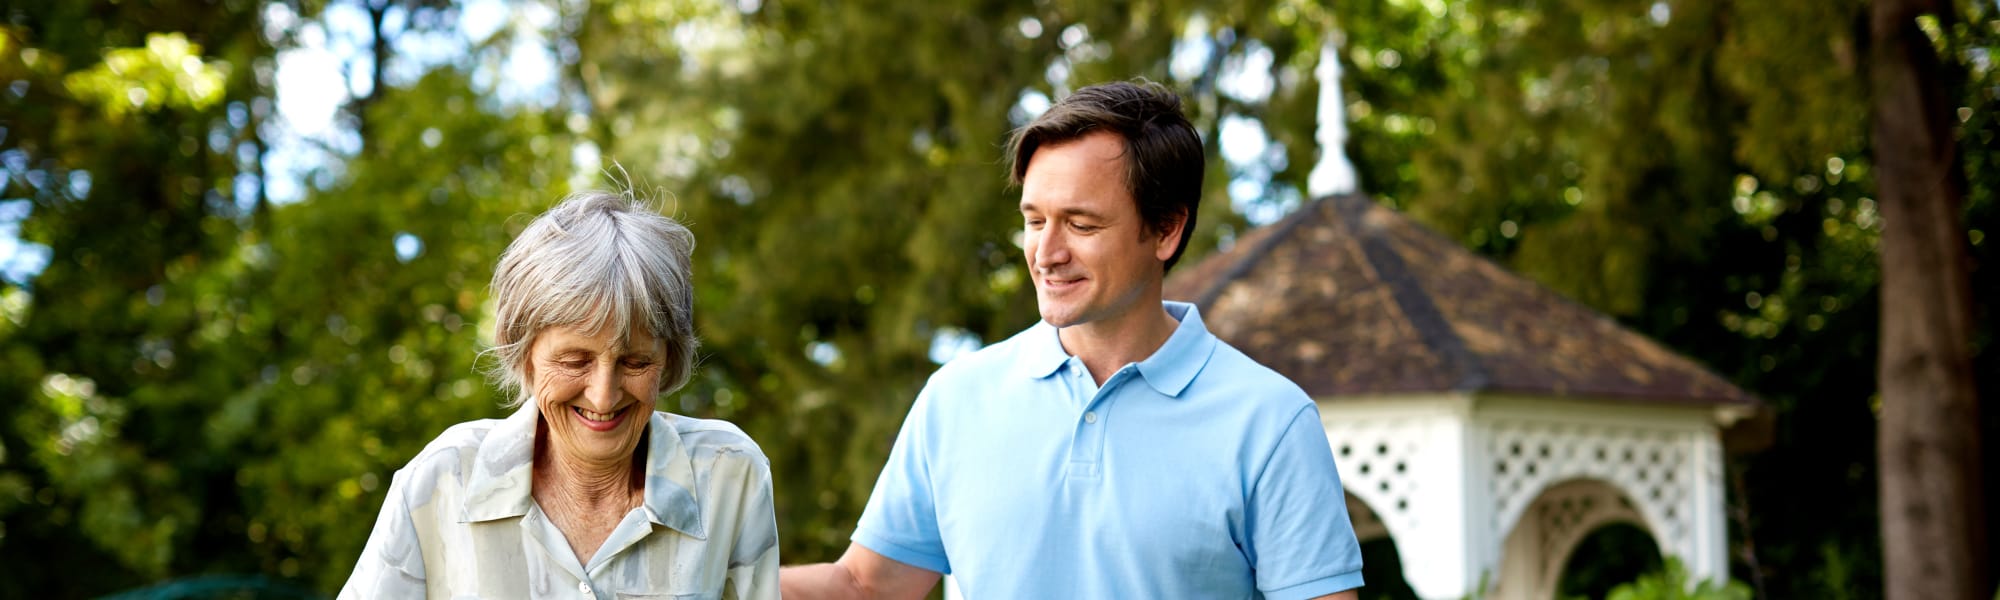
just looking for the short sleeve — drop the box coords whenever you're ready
[1245,404,1365,600]
[339,467,428,599]
[851,383,951,574]
[726,457,781,600]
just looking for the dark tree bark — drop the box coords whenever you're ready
[1869,0,1988,598]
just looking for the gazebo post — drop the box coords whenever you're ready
[1688,432,1730,585]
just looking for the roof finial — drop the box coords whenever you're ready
[1308,38,1358,198]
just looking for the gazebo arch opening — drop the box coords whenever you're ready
[1555,522,1663,598]
[1347,493,1421,599]
[1496,478,1660,600]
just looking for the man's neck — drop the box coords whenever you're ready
[1058,298,1180,386]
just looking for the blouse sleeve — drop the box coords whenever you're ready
[725,455,781,600]
[338,467,427,599]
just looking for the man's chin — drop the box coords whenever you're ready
[1038,306,1084,328]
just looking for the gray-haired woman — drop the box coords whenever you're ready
[341,192,778,599]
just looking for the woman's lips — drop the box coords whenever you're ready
[572,405,627,432]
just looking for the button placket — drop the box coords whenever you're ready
[1065,366,1121,480]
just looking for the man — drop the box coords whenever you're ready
[782,81,1364,599]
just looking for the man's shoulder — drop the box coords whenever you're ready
[1193,338,1315,412]
[926,324,1045,386]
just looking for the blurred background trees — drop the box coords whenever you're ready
[0,0,1993,597]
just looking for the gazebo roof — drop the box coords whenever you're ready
[1164,194,1757,406]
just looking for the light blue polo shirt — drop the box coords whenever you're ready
[854,301,1364,599]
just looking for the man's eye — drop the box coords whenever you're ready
[1025,218,1045,228]
[1071,223,1100,233]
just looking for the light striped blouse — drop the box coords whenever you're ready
[340,405,779,599]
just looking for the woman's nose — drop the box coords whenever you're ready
[584,363,622,410]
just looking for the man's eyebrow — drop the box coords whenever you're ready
[1019,202,1107,220]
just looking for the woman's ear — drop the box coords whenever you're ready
[519,353,536,391]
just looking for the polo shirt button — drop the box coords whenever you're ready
[1084,411,1098,424]
[579,581,592,596]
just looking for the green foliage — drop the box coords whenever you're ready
[1560,523,1665,599]
[0,1,560,593]
[62,33,229,118]
[1,1,276,595]
[1597,558,1754,600]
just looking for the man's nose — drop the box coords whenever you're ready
[1032,227,1069,271]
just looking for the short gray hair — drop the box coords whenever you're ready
[487,191,698,407]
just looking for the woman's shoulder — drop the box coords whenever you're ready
[660,412,769,467]
[398,417,517,482]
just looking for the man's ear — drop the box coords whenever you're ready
[1153,210,1188,263]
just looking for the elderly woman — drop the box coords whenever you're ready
[341,192,778,599]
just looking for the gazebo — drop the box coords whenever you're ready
[1163,194,1764,599]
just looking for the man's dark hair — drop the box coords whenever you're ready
[1006,80,1203,272]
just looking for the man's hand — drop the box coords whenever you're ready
[779,544,942,600]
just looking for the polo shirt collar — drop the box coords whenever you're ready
[1016,319,1071,380]
[1134,301,1217,397]
[1014,301,1217,398]
[460,404,707,539]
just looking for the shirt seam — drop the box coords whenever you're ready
[851,529,950,574]
[1261,569,1365,600]
[1250,402,1318,495]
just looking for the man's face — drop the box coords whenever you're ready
[1019,131,1179,329]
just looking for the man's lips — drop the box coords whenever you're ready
[1040,275,1085,289]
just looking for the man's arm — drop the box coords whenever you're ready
[779,543,941,600]
[1249,404,1368,599]
[1313,591,1360,600]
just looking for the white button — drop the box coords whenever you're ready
[579,581,592,595]
[1084,411,1098,424]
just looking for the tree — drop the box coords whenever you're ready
[0,2,274,593]
[0,0,558,593]
[1321,0,1999,597]
[1868,0,1987,597]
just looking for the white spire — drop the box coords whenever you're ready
[1307,38,1358,197]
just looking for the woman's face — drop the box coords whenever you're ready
[526,323,663,467]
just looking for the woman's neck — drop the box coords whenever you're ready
[533,421,644,511]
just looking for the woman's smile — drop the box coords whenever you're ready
[572,405,629,431]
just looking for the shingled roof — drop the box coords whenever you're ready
[1164,194,1757,406]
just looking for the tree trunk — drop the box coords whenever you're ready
[1869,0,1988,598]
